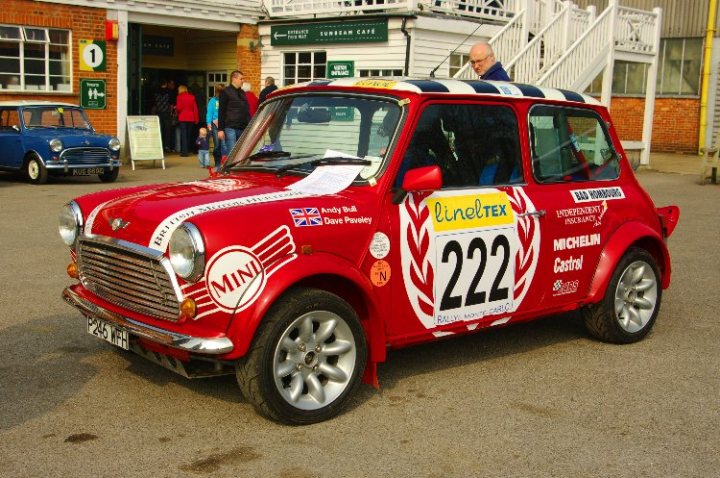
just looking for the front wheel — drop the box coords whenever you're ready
[237,288,367,424]
[583,247,662,343]
[25,154,47,184]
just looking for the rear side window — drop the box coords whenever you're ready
[0,109,20,130]
[529,105,619,183]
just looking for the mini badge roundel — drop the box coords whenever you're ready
[110,218,130,231]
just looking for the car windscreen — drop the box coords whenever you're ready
[225,94,401,181]
[22,106,92,129]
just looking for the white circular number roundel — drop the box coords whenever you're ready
[82,43,104,69]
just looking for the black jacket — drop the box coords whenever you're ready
[218,84,250,130]
[259,84,278,103]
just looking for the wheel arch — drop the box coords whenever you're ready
[22,149,46,167]
[225,252,386,365]
[586,221,671,304]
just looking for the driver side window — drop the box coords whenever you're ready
[530,105,620,183]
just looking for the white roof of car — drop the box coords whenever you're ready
[289,77,601,105]
[0,100,79,107]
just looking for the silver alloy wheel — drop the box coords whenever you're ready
[272,310,356,411]
[614,260,658,333]
[28,159,40,180]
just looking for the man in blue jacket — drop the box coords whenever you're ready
[469,41,511,81]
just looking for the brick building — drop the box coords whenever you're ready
[0,0,260,153]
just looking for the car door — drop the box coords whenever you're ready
[384,100,543,341]
[524,104,622,305]
[0,108,25,168]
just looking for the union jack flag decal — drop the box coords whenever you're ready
[290,207,323,227]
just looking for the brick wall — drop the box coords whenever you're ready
[609,97,700,153]
[0,0,118,135]
[238,24,261,94]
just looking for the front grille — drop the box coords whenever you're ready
[61,147,111,165]
[77,236,180,321]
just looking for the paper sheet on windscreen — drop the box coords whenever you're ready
[287,150,365,195]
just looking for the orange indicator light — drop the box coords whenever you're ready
[179,297,197,319]
[67,262,78,278]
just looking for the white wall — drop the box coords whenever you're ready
[258,16,502,83]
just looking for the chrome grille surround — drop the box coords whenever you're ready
[60,147,111,165]
[77,235,182,322]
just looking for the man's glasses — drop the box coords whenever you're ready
[470,55,491,66]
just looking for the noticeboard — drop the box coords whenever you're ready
[126,116,165,170]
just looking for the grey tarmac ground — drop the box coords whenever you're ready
[0,154,718,478]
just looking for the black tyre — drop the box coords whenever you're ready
[583,247,662,344]
[25,154,47,184]
[237,288,367,424]
[99,168,119,183]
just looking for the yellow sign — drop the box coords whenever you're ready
[426,193,514,232]
[353,79,397,89]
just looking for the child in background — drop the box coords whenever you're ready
[195,127,210,167]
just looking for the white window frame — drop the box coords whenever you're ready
[282,51,327,86]
[0,24,72,93]
[358,68,404,77]
[206,70,228,100]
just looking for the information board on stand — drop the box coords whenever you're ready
[126,116,165,169]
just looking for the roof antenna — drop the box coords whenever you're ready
[429,22,483,78]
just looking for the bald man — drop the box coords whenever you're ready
[469,41,511,81]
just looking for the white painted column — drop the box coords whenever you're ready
[640,7,662,166]
[600,0,617,109]
[115,9,129,157]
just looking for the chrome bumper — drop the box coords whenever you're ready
[62,286,233,355]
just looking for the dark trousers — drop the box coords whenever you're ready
[179,121,193,156]
[210,123,224,169]
[158,113,174,151]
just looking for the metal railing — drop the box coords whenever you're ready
[452,7,527,79]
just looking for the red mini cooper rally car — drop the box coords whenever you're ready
[60,78,679,424]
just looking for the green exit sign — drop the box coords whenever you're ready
[80,79,106,110]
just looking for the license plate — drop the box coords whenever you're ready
[87,317,129,350]
[73,167,105,176]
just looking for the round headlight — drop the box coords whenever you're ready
[49,138,63,153]
[59,201,83,247]
[169,224,205,282]
[108,137,121,151]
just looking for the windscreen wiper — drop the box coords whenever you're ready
[275,157,371,177]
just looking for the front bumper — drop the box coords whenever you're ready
[62,286,234,355]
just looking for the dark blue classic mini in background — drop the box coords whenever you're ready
[0,101,121,184]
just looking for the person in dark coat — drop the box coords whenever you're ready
[217,70,250,156]
[469,41,511,81]
[259,76,278,103]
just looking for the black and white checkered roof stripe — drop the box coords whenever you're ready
[298,78,599,104]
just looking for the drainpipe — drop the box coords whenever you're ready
[401,17,411,76]
[699,0,718,152]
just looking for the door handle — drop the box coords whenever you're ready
[517,209,546,218]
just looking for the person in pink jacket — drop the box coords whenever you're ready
[175,84,199,157]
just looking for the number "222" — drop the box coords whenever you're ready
[440,235,511,311]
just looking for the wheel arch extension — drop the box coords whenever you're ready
[586,222,671,303]
[224,252,387,365]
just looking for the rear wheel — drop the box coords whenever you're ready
[99,168,119,183]
[25,154,47,184]
[583,247,661,343]
[237,288,367,424]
